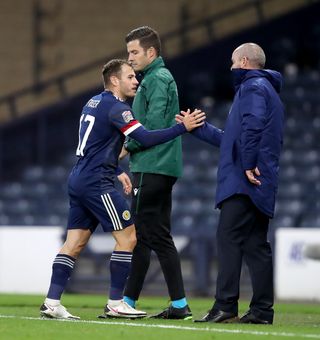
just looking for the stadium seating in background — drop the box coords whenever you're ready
[0,3,319,296]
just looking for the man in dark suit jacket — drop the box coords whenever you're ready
[179,43,284,324]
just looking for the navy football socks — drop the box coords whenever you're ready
[109,251,132,300]
[47,254,76,300]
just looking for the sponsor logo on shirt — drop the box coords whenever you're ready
[87,99,100,108]
[122,110,134,123]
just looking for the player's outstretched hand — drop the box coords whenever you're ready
[175,113,184,124]
[180,109,206,131]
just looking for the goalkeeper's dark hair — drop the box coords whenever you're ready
[102,59,131,87]
[125,26,161,56]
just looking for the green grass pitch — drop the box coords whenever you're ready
[0,294,320,339]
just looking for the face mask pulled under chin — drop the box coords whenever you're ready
[231,68,249,88]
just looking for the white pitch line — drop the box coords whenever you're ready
[0,314,319,339]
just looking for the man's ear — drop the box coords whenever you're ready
[110,75,119,87]
[146,46,156,59]
[241,56,249,68]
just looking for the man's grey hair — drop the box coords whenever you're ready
[234,43,266,69]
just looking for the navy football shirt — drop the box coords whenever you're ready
[71,91,141,190]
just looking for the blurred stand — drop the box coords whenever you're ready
[0,1,319,296]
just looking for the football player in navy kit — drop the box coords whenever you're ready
[40,59,205,320]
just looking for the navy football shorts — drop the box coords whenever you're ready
[67,189,133,233]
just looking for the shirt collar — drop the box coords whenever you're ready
[142,56,165,75]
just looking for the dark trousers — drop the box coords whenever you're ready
[213,194,274,322]
[124,173,186,301]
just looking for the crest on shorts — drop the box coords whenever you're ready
[122,210,131,221]
[122,110,133,123]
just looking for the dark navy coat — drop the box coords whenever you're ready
[193,69,284,217]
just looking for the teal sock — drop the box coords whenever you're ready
[124,296,136,308]
[172,297,187,308]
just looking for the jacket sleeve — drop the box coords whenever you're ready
[240,85,267,170]
[125,75,175,153]
[191,121,223,147]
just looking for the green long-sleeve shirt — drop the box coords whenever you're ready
[125,57,183,178]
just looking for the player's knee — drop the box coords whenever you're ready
[124,233,137,251]
[129,233,137,249]
[61,240,85,258]
[117,233,136,251]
